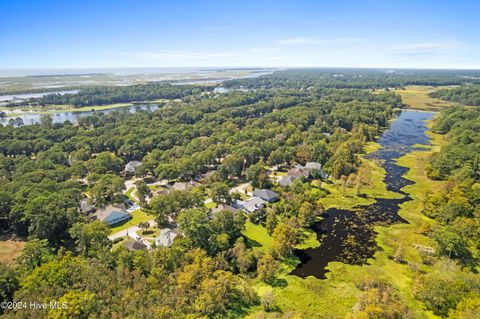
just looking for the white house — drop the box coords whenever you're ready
[125,161,141,174]
[93,204,130,226]
[155,228,179,247]
[233,196,266,213]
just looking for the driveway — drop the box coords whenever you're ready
[108,219,157,241]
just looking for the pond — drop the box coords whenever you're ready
[290,110,434,279]
[0,104,160,126]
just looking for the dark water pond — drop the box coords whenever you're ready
[290,110,434,279]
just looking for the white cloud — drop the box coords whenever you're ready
[128,50,242,61]
[388,41,463,62]
[276,37,369,46]
[276,37,321,45]
[119,49,288,67]
[390,41,462,53]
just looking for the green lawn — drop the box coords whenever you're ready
[109,209,154,234]
[138,226,160,238]
[205,201,216,209]
[125,187,136,202]
[243,221,273,253]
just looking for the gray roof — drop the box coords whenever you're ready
[155,228,179,247]
[278,175,297,187]
[211,204,239,214]
[125,161,141,173]
[305,162,322,171]
[124,240,148,251]
[94,204,127,222]
[80,198,95,214]
[288,167,310,178]
[171,180,201,191]
[278,162,325,187]
[252,189,279,201]
[233,196,266,213]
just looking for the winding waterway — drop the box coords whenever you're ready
[291,110,434,279]
[0,104,160,126]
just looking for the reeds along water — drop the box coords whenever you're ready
[291,110,434,279]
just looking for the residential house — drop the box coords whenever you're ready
[211,204,239,214]
[195,170,216,182]
[278,161,326,187]
[93,204,130,226]
[288,166,310,178]
[233,196,266,213]
[79,198,96,215]
[124,240,148,251]
[305,162,322,171]
[125,161,141,174]
[252,189,279,202]
[278,175,297,187]
[155,228,179,247]
[304,162,327,178]
[171,180,201,191]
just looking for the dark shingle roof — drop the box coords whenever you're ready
[252,189,279,201]
[124,240,148,251]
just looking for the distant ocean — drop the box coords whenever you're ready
[0,67,269,77]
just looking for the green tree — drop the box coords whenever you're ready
[89,174,124,206]
[298,201,317,227]
[257,253,279,283]
[272,221,298,257]
[88,152,124,174]
[135,180,151,204]
[265,208,278,235]
[246,161,269,188]
[209,182,232,204]
[0,264,18,306]
[16,239,53,272]
[70,221,112,258]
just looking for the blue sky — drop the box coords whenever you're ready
[1,0,479,69]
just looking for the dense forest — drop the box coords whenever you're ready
[224,68,480,90]
[420,107,480,317]
[6,83,212,108]
[430,84,480,106]
[1,70,480,318]
[0,83,402,318]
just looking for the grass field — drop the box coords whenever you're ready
[0,239,26,263]
[394,86,459,111]
[109,209,154,233]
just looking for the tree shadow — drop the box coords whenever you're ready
[245,237,262,248]
[270,278,288,288]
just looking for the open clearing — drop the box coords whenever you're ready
[0,238,26,263]
[394,86,459,111]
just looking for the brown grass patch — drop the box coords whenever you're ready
[0,234,26,264]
